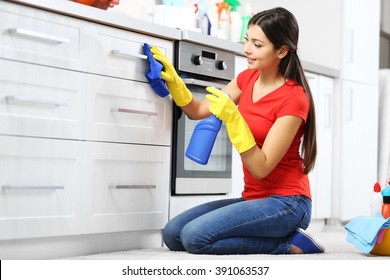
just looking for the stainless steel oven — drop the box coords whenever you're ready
[172,41,236,195]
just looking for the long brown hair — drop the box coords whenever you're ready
[249,7,317,174]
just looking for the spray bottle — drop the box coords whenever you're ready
[240,2,253,43]
[185,87,229,165]
[225,0,242,42]
[195,0,211,35]
[216,1,229,39]
[185,114,222,165]
[371,182,383,216]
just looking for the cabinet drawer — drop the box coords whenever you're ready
[85,74,172,145]
[84,141,170,233]
[0,1,88,71]
[0,136,84,240]
[0,59,87,140]
[87,23,173,81]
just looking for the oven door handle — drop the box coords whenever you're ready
[182,78,227,90]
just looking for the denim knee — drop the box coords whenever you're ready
[180,222,210,254]
[162,220,185,251]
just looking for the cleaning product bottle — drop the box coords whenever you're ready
[185,114,222,165]
[196,0,211,35]
[216,1,229,40]
[382,186,390,218]
[371,182,383,216]
[240,2,252,43]
[225,0,242,42]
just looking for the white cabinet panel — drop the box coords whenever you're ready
[0,136,84,240]
[306,72,333,219]
[340,81,379,220]
[342,0,380,84]
[87,23,173,82]
[0,1,88,71]
[0,59,87,140]
[85,74,172,145]
[84,142,170,233]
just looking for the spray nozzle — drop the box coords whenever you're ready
[224,0,241,12]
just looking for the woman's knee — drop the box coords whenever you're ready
[180,222,210,254]
[162,220,185,251]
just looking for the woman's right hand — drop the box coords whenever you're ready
[150,46,192,107]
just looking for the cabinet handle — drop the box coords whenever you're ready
[8,28,71,44]
[111,49,147,60]
[109,185,156,189]
[345,88,353,121]
[324,94,332,128]
[111,107,158,117]
[5,95,67,107]
[2,185,65,190]
[346,29,354,63]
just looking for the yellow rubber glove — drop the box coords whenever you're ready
[150,46,192,107]
[205,87,256,154]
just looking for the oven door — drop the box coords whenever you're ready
[172,78,232,195]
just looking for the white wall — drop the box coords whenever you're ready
[245,0,342,71]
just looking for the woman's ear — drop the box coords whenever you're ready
[278,45,289,59]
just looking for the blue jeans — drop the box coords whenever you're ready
[163,195,311,254]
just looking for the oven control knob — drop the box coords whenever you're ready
[193,55,203,65]
[216,60,227,70]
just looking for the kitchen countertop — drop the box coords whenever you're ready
[6,0,339,78]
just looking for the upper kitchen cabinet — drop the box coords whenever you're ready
[342,0,381,85]
[338,0,380,221]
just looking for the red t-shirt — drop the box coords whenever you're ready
[237,69,311,200]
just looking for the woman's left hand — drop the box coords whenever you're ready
[205,87,256,154]
[205,87,236,122]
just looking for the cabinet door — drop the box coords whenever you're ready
[306,72,333,219]
[0,59,87,140]
[0,136,84,240]
[0,1,88,71]
[84,141,170,234]
[87,23,174,82]
[342,0,380,84]
[315,75,333,218]
[340,81,378,220]
[85,74,172,145]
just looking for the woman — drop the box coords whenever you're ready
[151,7,325,255]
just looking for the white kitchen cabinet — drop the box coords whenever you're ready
[0,0,173,247]
[342,0,380,85]
[85,74,172,146]
[306,72,333,219]
[0,135,85,240]
[87,23,173,81]
[83,141,170,234]
[337,0,380,221]
[0,2,88,71]
[339,81,379,220]
[0,59,87,140]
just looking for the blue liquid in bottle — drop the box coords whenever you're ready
[185,114,222,165]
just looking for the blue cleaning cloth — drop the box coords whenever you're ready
[143,43,170,98]
[344,213,390,253]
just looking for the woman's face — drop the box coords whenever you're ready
[243,24,281,71]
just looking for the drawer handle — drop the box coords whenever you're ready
[8,28,71,44]
[111,107,158,117]
[109,185,156,189]
[111,49,147,60]
[2,185,65,190]
[5,95,67,107]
